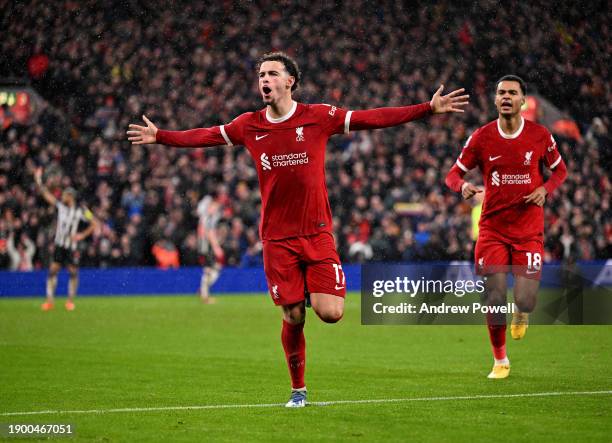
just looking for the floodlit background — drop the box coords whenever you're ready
[1,1,609,277]
[0,2,610,441]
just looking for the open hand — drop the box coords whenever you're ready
[430,85,470,114]
[127,115,158,145]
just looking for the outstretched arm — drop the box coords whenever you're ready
[127,115,230,148]
[429,85,469,114]
[34,167,57,206]
[23,234,36,256]
[127,115,158,144]
[349,86,469,131]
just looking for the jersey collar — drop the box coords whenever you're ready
[265,100,297,124]
[497,116,525,139]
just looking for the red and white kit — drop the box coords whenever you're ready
[157,101,432,302]
[446,117,567,279]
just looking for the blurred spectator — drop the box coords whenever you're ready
[0,217,10,268]
[27,47,49,80]
[7,231,36,271]
[152,239,179,269]
[181,233,200,266]
[121,182,145,218]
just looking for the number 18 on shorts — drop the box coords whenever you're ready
[475,234,544,280]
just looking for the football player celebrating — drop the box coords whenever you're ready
[128,52,469,406]
[35,167,98,311]
[445,75,567,379]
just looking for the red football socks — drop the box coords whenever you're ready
[281,320,306,389]
[486,312,507,360]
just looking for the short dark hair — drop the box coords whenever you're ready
[496,75,527,95]
[63,187,77,198]
[257,51,301,92]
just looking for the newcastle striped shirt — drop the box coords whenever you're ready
[54,202,93,250]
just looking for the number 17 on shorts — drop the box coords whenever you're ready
[332,264,346,290]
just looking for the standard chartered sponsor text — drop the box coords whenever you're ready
[272,152,309,167]
[502,173,531,185]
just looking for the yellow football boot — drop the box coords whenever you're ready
[487,362,510,379]
[511,312,529,340]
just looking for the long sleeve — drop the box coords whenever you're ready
[445,163,467,193]
[24,238,36,258]
[349,102,432,131]
[543,157,567,195]
[7,234,17,255]
[156,126,227,148]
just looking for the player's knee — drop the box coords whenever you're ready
[484,280,507,305]
[486,289,506,306]
[286,312,305,324]
[318,306,343,323]
[515,297,536,313]
[283,304,306,324]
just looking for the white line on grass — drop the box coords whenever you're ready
[1,390,610,417]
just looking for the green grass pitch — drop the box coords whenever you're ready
[1,293,610,442]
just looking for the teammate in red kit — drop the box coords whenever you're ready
[445,75,567,379]
[128,52,469,406]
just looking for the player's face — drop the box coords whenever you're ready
[62,192,74,206]
[495,81,524,117]
[258,61,294,105]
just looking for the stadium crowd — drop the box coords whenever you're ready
[0,0,609,269]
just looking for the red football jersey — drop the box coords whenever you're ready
[221,102,349,240]
[455,118,564,240]
[156,100,432,241]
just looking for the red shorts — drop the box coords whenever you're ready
[475,229,544,280]
[263,231,346,306]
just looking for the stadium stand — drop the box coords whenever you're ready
[0,1,609,269]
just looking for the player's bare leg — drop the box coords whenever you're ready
[66,264,78,311]
[484,273,510,378]
[281,301,307,407]
[199,267,220,304]
[510,276,540,340]
[43,262,61,311]
[309,292,344,323]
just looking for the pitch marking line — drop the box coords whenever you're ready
[2,390,610,417]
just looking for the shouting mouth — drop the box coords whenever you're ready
[262,86,272,97]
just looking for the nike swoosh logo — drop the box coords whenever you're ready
[489,155,502,161]
[335,285,345,290]
[255,134,269,140]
